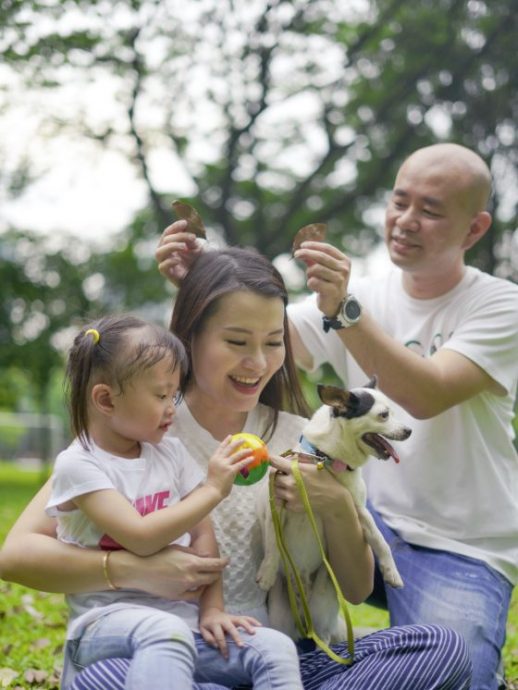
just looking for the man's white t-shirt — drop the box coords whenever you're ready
[288,266,518,585]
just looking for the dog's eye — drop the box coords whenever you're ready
[378,410,389,420]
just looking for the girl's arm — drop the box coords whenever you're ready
[73,437,254,557]
[0,479,226,599]
[194,517,261,658]
[193,516,225,614]
[75,483,223,557]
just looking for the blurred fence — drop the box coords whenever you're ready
[0,412,66,467]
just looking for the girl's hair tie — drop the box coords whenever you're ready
[85,328,100,344]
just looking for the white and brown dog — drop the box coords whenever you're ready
[257,378,411,643]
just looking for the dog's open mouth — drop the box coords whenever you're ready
[362,433,400,463]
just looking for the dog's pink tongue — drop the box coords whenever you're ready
[331,459,350,472]
[374,434,401,463]
[388,447,400,464]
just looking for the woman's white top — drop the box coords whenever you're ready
[171,402,307,623]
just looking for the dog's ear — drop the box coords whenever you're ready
[318,383,377,419]
[317,384,361,415]
[317,384,346,407]
[364,375,378,389]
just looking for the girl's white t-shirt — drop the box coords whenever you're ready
[46,437,204,637]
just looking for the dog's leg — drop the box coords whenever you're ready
[267,575,299,640]
[309,565,345,644]
[355,504,403,588]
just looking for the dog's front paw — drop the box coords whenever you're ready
[382,566,404,589]
[256,559,279,591]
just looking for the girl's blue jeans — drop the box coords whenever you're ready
[62,606,302,690]
[367,502,513,690]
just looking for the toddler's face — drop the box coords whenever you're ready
[110,358,181,447]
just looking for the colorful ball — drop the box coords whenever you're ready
[231,432,269,486]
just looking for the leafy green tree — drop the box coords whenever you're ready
[0,220,173,453]
[0,229,93,458]
[1,0,516,270]
[88,208,175,318]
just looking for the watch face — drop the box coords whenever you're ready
[344,298,361,321]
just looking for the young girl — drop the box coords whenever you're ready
[46,313,303,690]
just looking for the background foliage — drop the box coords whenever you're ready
[0,2,517,681]
[2,0,517,251]
[1,0,517,429]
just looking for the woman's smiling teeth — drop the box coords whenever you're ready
[230,375,261,387]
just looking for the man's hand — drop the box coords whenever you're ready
[294,241,351,317]
[155,219,205,287]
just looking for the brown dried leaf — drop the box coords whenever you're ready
[0,668,19,687]
[292,223,327,253]
[172,200,207,238]
[22,603,43,620]
[23,669,49,684]
[47,670,61,689]
[31,638,51,651]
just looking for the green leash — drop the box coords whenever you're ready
[268,458,355,664]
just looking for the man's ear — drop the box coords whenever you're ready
[91,383,115,416]
[463,211,492,250]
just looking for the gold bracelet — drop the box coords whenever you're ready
[102,551,119,591]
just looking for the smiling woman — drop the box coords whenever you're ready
[170,247,308,443]
[189,291,286,421]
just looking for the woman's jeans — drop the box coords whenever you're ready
[367,502,513,690]
[62,606,302,690]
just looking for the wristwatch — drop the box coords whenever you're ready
[322,294,362,332]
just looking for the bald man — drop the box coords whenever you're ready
[289,143,518,690]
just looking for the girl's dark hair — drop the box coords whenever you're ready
[66,314,188,448]
[170,247,310,440]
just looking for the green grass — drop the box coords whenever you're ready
[0,463,64,689]
[0,462,517,688]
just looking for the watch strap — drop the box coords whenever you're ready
[322,298,346,332]
[322,295,361,332]
[322,315,344,333]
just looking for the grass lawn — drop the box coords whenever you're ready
[0,462,517,689]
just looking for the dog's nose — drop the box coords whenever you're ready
[402,427,412,439]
